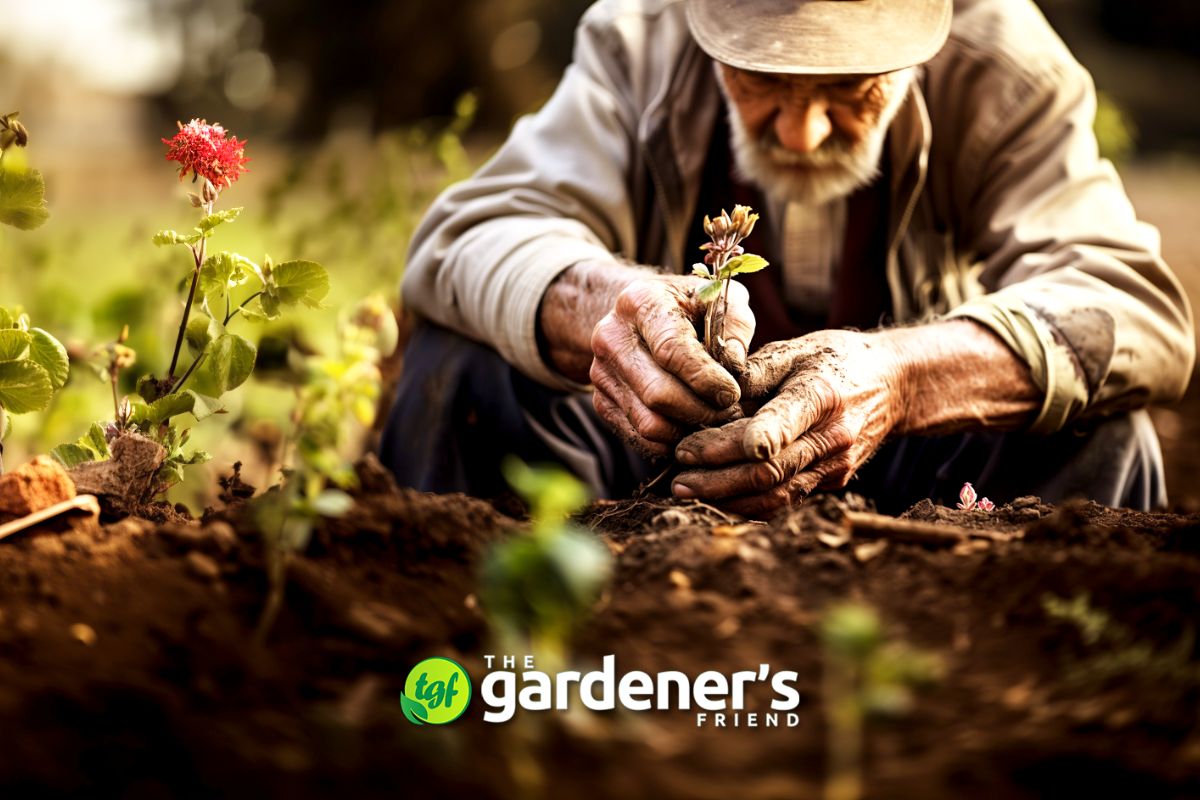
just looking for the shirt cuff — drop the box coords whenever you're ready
[944,294,1089,434]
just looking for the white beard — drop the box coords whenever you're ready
[720,68,915,206]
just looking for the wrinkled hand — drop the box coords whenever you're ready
[590,276,755,458]
[671,329,907,516]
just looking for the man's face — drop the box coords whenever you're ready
[717,64,914,205]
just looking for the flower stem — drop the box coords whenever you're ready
[171,351,207,396]
[167,202,213,381]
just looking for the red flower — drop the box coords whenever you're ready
[162,119,249,189]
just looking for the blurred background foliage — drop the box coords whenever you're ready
[1,0,1199,509]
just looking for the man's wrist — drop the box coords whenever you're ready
[879,320,1041,436]
[537,261,654,382]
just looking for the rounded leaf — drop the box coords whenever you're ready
[0,359,53,413]
[29,328,69,389]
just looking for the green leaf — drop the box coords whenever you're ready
[152,229,203,247]
[691,263,711,278]
[185,313,219,358]
[0,360,52,413]
[82,422,109,457]
[271,260,329,309]
[0,307,11,328]
[185,390,224,420]
[400,693,428,726]
[196,207,243,233]
[136,392,196,426]
[191,333,256,397]
[28,328,69,389]
[697,279,724,304]
[52,422,109,467]
[51,443,95,468]
[199,251,255,318]
[0,328,31,361]
[721,253,770,278]
[0,167,49,230]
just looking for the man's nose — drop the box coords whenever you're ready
[774,98,832,154]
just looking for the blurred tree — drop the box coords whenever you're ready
[149,0,592,140]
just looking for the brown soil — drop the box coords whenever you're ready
[1,456,1199,799]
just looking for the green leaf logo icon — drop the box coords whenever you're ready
[400,693,429,725]
[401,657,472,726]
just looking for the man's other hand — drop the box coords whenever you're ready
[670,329,906,515]
[589,276,755,458]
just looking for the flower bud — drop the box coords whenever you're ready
[702,215,715,238]
[202,178,219,203]
[0,112,28,151]
[738,211,759,240]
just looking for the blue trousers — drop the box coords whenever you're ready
[380,324,1167,513]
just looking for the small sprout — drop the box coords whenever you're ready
[693,204,769,356]
[956,482,994,512]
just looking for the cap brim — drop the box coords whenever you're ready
[686,0,952,75]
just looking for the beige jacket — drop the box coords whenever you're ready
[402,0,1194,433]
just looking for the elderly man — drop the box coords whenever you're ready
[380,0,1194,514]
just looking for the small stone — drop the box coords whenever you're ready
[714,617,739,638]
[106,517,154,539]
[202,520,238,552]
[69,623,97,646]
[186,551,221,580]
[668,569,692,590]
[29,536,67,556]
[160,523,209,550]
[0,456,76,519]
[1011,496,1041,510]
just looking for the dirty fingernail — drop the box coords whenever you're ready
[676,449,697,465]
[716,389,738,408]
[672,482,695,499]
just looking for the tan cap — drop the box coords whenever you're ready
[685,0,953,75]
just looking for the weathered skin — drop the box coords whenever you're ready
[672,322,1041,516]
[541,261,754,458]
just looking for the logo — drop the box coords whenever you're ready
[401,657,472,725]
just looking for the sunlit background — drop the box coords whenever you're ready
[1,0,1199,509]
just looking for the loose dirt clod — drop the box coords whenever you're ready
[0,456,76,520]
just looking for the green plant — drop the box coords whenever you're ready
[820,603,942,800]
[0,111,48,231]
[251,294,398,640]
[0,307,69,474]
[690,204,769,356]
[52,119,329,499]
[0,114,67,473]
[1043,593,1200,695]
[481,459,612,666]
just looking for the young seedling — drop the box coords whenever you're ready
[481,459,613,668]
[820,603,942,800]
[251,295,398,641]
[53,119,330,501]
[691,204,769,358]
[956,482,995,512]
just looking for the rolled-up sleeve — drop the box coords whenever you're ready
[946,55,1194,433]
[401,7,643,390]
